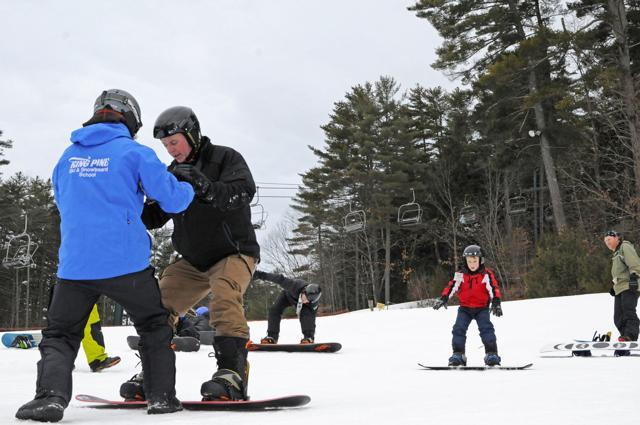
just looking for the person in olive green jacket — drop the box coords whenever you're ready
[604,230,640,351]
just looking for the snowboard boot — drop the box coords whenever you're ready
[260,336,277,344]
[15,395,67,422]
[614,336,631,357]
[201,336,249,401]
[484,352,501,366]
[120,372,145,401]
[448,352,467,366]
[300,337,314,344]
[147,395,182,415]
[90,356,121,372]
[482,341,501,365]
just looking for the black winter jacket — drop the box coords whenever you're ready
[254,270,310,305]
[142,138,260,271]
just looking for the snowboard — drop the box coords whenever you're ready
[418,363,533,371]
[1,332,42,349]
[126,335,200,352]
[247,342,342,353]
[540,341,640,353]
[75,394,311,411]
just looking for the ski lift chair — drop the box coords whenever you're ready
[251,203,267,230]
[344,210,366,233]
[2,234,38,269]
[397,189,422,227]
[250,186,267,230]
[508,196,527,215]
[459,205,479,226]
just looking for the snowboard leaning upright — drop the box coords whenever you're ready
[75,394,311,411]
[247,342,342,353]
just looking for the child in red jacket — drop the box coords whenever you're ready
[433,244,503,366]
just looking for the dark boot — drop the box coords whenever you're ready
[147,395,182,414]
[483,341,501,365]
[614,336,631,357]
[448,352,467,366]
[15,395,67,422]
[90,356,121,372]
[120,372,145,401]
[484,353,501,366]
[201,336,249,401]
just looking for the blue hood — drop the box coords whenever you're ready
[70,122,131,147]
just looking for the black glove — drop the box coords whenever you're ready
[609,287,616,297]
[491,298,503,317]
[433,296,448,310]
[630,273,638,291]
[171,164,215,203]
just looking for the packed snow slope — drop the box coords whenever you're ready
[1,293,637,424]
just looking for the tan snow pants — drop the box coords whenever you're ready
[159,254,255,338]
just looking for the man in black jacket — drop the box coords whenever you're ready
[254,271,322,344]
[120,106,259,402]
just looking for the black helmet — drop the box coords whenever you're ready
[462,244,484,264]
[302,284,322,304]
[153,106,202,153]
[605,230,621,238]
[90,89,142,136]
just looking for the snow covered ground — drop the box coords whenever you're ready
[1,293,637,424]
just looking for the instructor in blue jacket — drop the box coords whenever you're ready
[16,89,195,422]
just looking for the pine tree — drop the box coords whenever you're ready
[409,0,570,232]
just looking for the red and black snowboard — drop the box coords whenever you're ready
[75,394,310,411]
[247,342,341,353]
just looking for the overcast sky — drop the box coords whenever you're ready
[0,0,455,253]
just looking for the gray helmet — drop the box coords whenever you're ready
[303,284,322,304]
[462,244,484,264]
[92,89,143,136]
[153,106,202,153]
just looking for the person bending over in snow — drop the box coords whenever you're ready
[175,306,214,339]
[253,271,322,344]
[433,244,503,366]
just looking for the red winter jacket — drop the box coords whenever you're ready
[441,266,501,308]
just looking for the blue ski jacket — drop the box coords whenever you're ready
[52,122,194,279]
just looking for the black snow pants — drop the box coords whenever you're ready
[36,267,175,405]
[614,289,640,341]
[267,291,316,340]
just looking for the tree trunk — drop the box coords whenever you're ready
[355,236,360,310]
[531,92,567,232]
[384,221,391,305]
[607,0,640,196]
[507,0,567,232]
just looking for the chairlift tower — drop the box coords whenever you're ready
[3,215,38,328]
